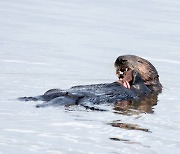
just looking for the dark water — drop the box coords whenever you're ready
[1,0,180,153]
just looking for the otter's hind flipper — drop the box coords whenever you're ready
[36,92,80,108]
[42,89,69,101]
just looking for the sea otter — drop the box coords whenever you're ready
[114,55,162,92]
[18,55,162,108]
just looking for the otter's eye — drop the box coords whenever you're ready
[120,59,127,64]
[121,68,125,72]
[119,71,123,75]
[118,68,129,75]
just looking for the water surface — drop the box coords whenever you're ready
[1,0,180,153]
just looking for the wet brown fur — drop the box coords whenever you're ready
[114,55,162,93]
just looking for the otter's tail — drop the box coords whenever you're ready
[18,96,43,101]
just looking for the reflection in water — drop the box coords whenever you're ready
[63,93,158,145]
[109,137,150,148]
[110,121,151,132]
[109,93,158,144]
[113,93,158,116]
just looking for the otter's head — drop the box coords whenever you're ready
[114,55,162,93]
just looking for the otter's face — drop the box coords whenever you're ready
[115,60,131,81]
[114,55,162,92]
